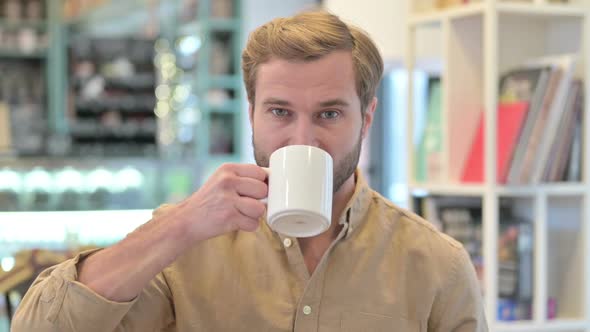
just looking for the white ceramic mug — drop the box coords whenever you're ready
[266,145,333,237]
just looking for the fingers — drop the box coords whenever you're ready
[236,217,260,232]
[234,177,268,199]
[221,163,268,181]
[234,197,265,232]
[235,196,266,220]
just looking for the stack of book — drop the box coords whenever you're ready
[415,54,584,184]
[419,196,540,321]
[461,54,583,184]
[415,78,443,183]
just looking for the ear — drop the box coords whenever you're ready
[361,97,378,139]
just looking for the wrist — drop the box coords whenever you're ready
[159,207,205,253]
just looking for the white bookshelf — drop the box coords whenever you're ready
[405,0,590,330]
[411,183,588,196]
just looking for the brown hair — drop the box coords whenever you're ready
[241,10,384,112]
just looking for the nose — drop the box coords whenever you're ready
[289,118,320,147]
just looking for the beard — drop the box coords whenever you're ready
[252,133,363,194]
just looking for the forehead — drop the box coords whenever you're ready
[254,51,358,104]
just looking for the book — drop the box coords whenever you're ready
[498,221,533,299]
[527,54,578,183]
[506,65,556,184]
[497,298,532,321]
[566,110,583,182]
[0,102,12,155]
[415,78,443,183]
[509,67,562,183]
[498,67,548,105]
[434,197,484,283]
[461,66,550,183]
[544,81,582,182]
[461,102,529,183]
[557,82,583,182]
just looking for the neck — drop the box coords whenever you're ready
[329,173,357,234]
[297,172,357,275]
[302,172,357,242]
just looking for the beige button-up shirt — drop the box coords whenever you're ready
[12,171,487,331]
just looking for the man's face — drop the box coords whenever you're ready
[249,51,375,193]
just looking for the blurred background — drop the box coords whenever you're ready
[1,0,589,331]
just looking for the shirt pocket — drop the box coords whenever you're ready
[340,311,422,332]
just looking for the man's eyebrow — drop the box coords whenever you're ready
[261,98,350,107]
[262,98,292,106]
[318,99,350,107]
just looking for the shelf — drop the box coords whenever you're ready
[209,18,240,31]
[409,2,587,27]
[496,2,588,18]
[209,75,241,89]
[177,18,240,37]
[75,96,157,113]
[0,49,47,59]
[208,99,240,113]
[0,19,46,30]
[407,0,589,328]
[409,2,485,27]
[71,132,157,141]
[494,319,588,332]
[65,0,146,26]
[66,1,183,37]
[410,183,485,196]
[410,182,587,197]
[497,183,587,196]
[177,21,203,36]
[69,120,157,140]
[73,74,156,90]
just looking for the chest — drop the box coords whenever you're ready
[168,243,433,332]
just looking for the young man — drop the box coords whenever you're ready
[12,10,487,331]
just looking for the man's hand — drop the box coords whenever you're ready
[77,163,268,302]
[173,163,269,241]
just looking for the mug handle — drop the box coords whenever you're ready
[260,167,269,203]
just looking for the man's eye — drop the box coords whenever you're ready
[271,108,289,117]
[320,110,340,119]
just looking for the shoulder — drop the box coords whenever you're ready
[369,191,470,277]
[370,190,463,249]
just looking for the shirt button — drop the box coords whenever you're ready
[283,238,292,248]
[303,305,312,315]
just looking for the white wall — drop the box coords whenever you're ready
[323,1,443,67]
[323,0,408,62]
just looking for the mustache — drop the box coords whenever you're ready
[251,135,362,194]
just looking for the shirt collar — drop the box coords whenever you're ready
[337,168,372,238]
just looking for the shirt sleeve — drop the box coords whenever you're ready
[428,247,489,332]
[11,249,175,332]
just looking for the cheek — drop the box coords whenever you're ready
[252,118,284,151]
[317,131,350,158]
[324,124,361,157]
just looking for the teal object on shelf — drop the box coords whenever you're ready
[183,0,244,183]
[0,49,47,59]
[1,0,244,187]
[0,19,47,30]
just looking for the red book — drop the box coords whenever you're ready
[461,102,529,183]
